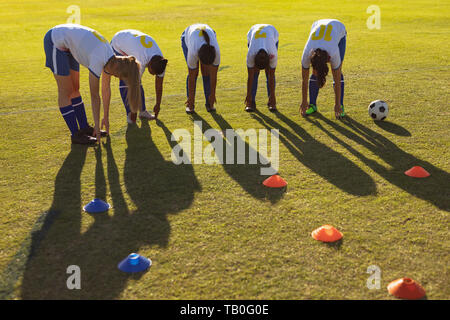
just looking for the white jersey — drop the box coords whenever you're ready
[301,19,347,70]
[111,29,165,78]
[51,24,114,78]
[184,24,220,69]
[247,24,279,69]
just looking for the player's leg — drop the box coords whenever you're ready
[251,70,259,108]
[69,66,89,131]
[200,63,211,108]
[333,36,346,109]
[181,31,196,113]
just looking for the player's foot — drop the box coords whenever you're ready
[305,104,317,115]
[79,125,107,137]
[339,105,346,118]
[268,103,277,113]
[245,102,256,112]
[205,104,216,113]
[139,110,156,120]
[185,106,195,114]
[71,131,97,145]
[127,112,137,124]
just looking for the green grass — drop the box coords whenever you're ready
[0,0,449,299]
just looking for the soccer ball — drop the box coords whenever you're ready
[368,100,389,121]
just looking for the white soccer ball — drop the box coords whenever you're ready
[368,100,389,121]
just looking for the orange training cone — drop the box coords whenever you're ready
[262,175,287,188]
[388,277,426,300]
[311,225,343,242]
[404,166,430,178]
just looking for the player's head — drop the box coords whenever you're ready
[198,30,216,65]
[107,55,142,113]
[148,55,168,76]
[255,49,269,70]
[311,48,329,88]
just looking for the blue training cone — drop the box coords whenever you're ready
[83,198,111,213]
[118,253,152,273]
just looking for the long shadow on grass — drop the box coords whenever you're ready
[20,122,200,299]
[251,110,376,196]
[306,114,450,211]
[191,113,284,203]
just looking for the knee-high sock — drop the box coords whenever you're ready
[251,71,260,102]
[202,75,211,105]
[60,105,78,136]
[71,96,88,129]
[186,75,197,100]
[140,85,146,112]
[333,74,345,106]
[309,74,319,106]
[119,79,130,115]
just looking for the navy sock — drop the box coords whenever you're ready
[309,74,319,106]
[60,105,78,136]
[333,74,345,106]
[119,80,131,114]
[71,96,88,129]
[140,85,146,112]
[202,75,211,105]
[251,71,259,102]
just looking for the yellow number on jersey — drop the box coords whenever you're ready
[133,34,153,48]
[197,27,206,37]
[311,25,333,42]
[255,26,267,39]
[92,30,107,43]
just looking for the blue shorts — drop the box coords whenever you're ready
[44,29,79,76]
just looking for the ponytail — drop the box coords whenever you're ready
[311,49,329,88]
[198,28,216,65]
[115,56,142,113]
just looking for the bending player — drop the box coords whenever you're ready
[44,24,141,143]
[181,23,220,114]
[300,19,347,119]
[245,24,279,112]
[109,29,168,126]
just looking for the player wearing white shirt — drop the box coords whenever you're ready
[300,19,347,119]
[109,29,168,124]
[44,24,142,144]
[181,24,220,113]
[245,24,279,112]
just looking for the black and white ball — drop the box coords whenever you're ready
[368,100,389,121]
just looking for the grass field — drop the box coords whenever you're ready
[0,0,449,299]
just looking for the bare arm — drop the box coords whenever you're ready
[154,75,164,118]
[208,65,218,107]
[187,67,199,109]
[101,71,111,134]
[332,66,342,118]
[300,67,310,115]
[246,67,255,106]
[266,67,276,107]
[89,72,101,142]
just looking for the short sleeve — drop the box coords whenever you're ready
[301,47,311,69]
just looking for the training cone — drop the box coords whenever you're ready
[263,175,287,188]
[311,225,343,242]
[118,253,152,273]
[404,166,430,178]
[388,278,426,300]
[83,198,111,213]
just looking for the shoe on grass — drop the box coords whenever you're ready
[71,131,97,145]
[127,112,137,124]
[139,110,156,120]
[79,125,107,137]
[305,104,317,115]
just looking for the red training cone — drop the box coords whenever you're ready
[262,175,287,188]
[311,225,343,242]
[404,166,430,178]
[387,277,426,300]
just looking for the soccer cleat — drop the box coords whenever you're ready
[71,131,97,145]
[205,104,216,113]
[339,105,346,117]
[79,125,107,137]
[127,112,137,124]
[185,106,195,114]
[305,104,317,115]
[139,110,156,120]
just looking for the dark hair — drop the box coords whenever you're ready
[149,55,168,75]
[311,48,329,88]
[255,49,269,70]
[198,30,216,65]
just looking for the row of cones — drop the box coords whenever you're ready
[263,165,430,188]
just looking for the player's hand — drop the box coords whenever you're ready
[185,99,195,112]
[334,104,343,119]
[153,103,160,119]
[245,96,252,108]
[268,95,276,109]
[101,117,109,135]
[208,94,216,108]
[300,102,309,116]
